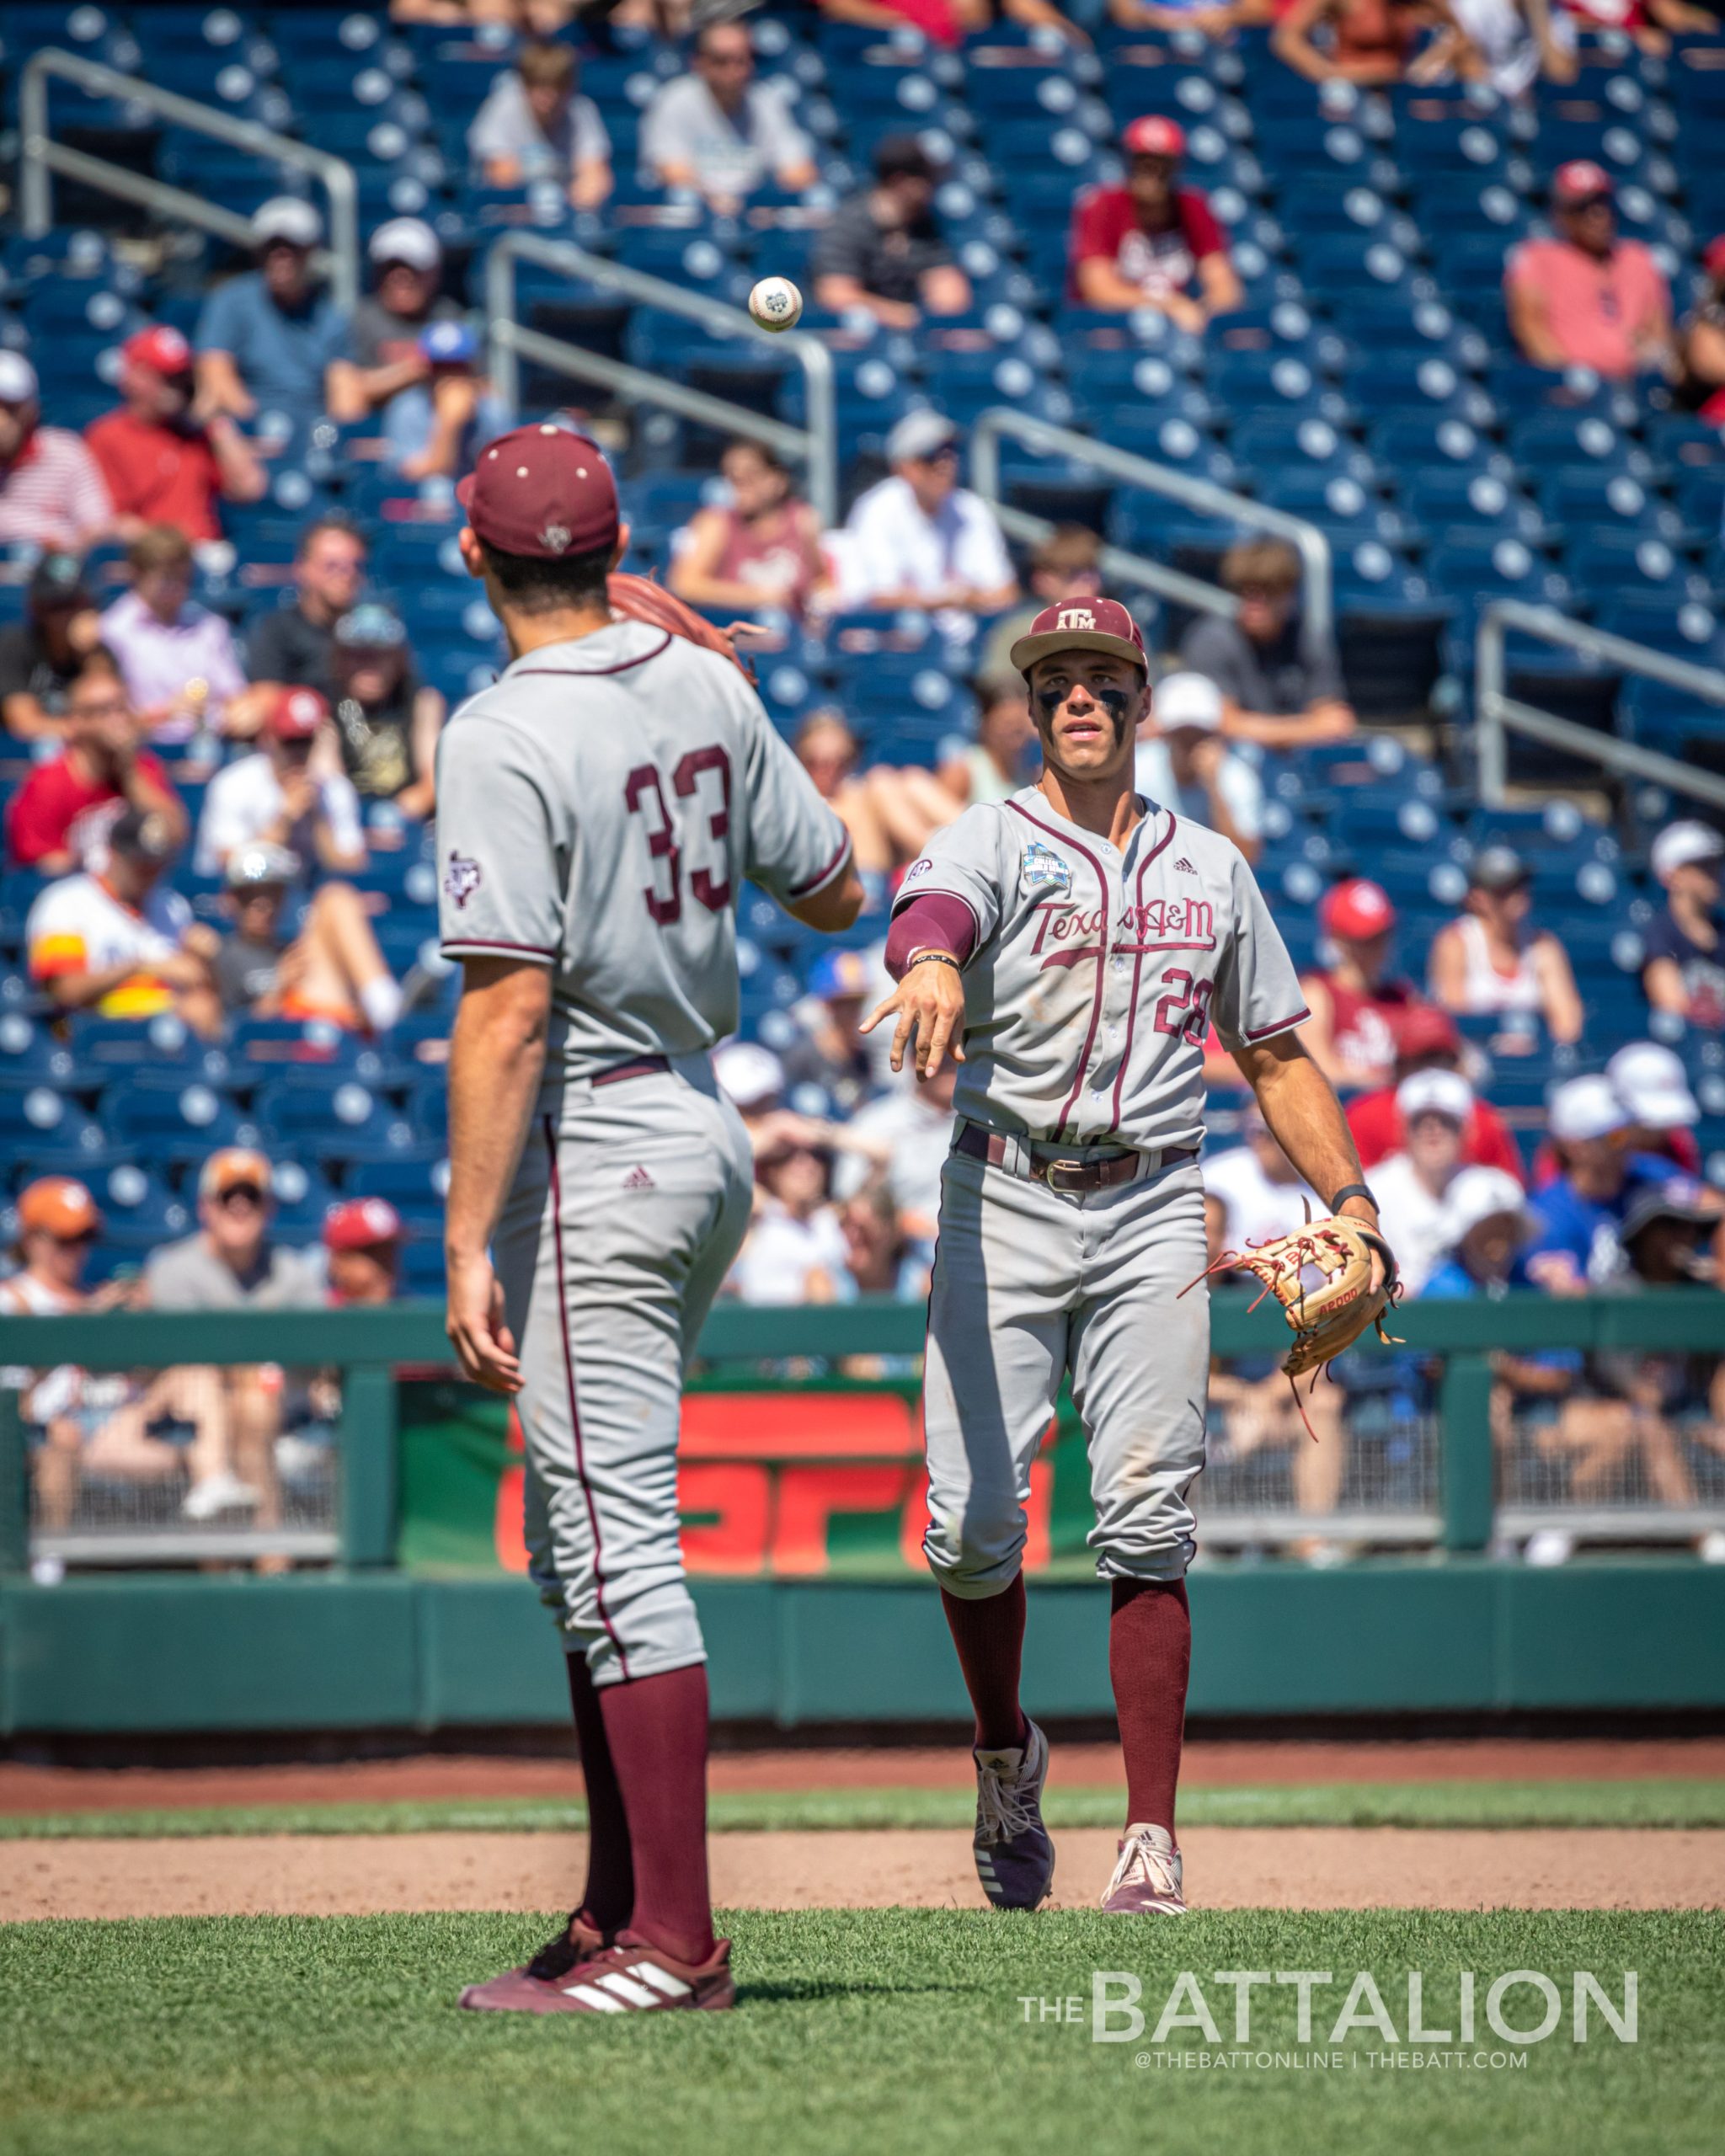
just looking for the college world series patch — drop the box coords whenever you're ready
[1019,841,1071,896]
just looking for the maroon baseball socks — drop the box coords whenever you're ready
[563,1652,633,1939]
[1108,1576,1191,1839]
[596,1662,717,1967]
[941,1575,1029,1751]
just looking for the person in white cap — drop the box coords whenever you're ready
[1526,1073,1719,1294]
[836,410,1018,614]
[1134,670,1263,864]
[1367,1068,1474,1294]
[0,350,114,553]
[1424,1166,1537,1300]
[1643,819,1725,1031]
[327,218,461,427]
[1607,1040,1704,1177]
[195,197,350,431]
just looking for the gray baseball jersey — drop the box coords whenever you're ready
[435,618,852,1075]
[435,618,850,1685]
[892,787,1307,1150]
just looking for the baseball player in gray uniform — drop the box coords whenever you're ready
[864,596,1390,1917]
[436,424,862,2015]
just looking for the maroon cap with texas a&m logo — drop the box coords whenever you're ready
[457,424,621,559]
[1010,597,1148,680]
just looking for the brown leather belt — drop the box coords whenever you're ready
[953,1121,1197,1193]
[592,1054,672,1087]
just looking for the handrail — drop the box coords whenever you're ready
[19,47,360,310]
[485,232,838,527]
[970,407,1333,644]
[1476,599,1725,811]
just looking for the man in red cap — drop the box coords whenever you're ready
[864,594,1390,1920]
[441,423,863,2015]
[1504,161,1673,379]
[323,1198,404,1305]
[195,684,367,881]
[1068,116,1241,329]
[1300,877,1437,1092]
[85,325,265,545]
[1345,1002,1525,1181]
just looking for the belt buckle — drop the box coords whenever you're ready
[1040,1156,1086,1193]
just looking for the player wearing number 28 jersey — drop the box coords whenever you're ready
[438,424,861,2016]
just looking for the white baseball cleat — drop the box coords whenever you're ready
[1100,1822,1186,1915]
[972,1717,1055,1910]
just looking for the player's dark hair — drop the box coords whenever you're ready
[476,536,612,615]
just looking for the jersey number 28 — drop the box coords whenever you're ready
[622,749,732,925]
[1153,967,1214,1047]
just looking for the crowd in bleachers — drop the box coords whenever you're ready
[3,0,1725,1554]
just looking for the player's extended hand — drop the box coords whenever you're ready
[446,1248,522,1395]
[861,955,967,1081]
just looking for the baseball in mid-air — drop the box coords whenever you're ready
[748,276,804,333]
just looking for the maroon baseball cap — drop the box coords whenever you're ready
[1552,159,1613,207]
[123,324,194,377]
[1396,1004,1462,1062]
[1321,877,1397,941]
[457,424,620,559]
[1122,115,1186,160]
[1010,596,1147,678]
[324,1197,403,1252]
[269,686,328,740]
[1705,234,1725,281]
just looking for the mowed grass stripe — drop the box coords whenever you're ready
[0,1909,1716,2156]
[6,1779,1725,1839]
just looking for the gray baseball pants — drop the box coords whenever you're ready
[493,1054,754,1686]
[922,1144,1211,1595]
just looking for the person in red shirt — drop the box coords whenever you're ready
[1300,877,1435,1092]
[1068,116,1242,332]
[1346,1004,1525,1182]
[85,326,266,546]
[4,650,186,873]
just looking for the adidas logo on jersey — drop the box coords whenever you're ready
[622,1166,655,1191]
[1173,857,1198,875]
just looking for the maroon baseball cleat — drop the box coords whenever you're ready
[460,1929,735,2015]
[458,1911,614,2012]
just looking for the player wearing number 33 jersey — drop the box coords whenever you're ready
[868,595,1386,1921]
[438,424,861,2016]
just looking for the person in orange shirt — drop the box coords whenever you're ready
[1505,162,1674,380]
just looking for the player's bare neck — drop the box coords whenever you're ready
[1036,770,1142,849]
[499,602,616,660]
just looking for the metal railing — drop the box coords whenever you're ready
[484,233,838,528]
[19,48,360,310]
[1477,599,1725,811]
[971,408,1333,644]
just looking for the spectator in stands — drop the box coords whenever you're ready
[242,515,368,707]
[810,137,972,328]
[1370,1068,1473,1295]
[794,711,894,883]
[1068,116,1242,331]
[214,842,407,1038]
[1300,878,1433,1091]
[195,200,351,434]
[1424,1166,1537,1301]
[1505,163,1674,381]
[26,807,221,1035]
[1557,0,1717,55]
[1442,0,1577,94]
[0,552,100,744]
[1642,819,1725,1031]
[668,438,827,619]
[1675,235,1725,422]
[1274,0,1449,83]
[834,1059,959,1246]
[5,652,186,874]
[1180,538,1355,750]
[730,1134,853,1303]
[1427,843,1583,1048]
[1134,670,1263,864]
[1346,1003,1525,1179]
[98,526,248,744]
[1108,1,1271,31]
[1202,1106,1318,1253]
[1607,1041,1704,1177]
[327,220,462,429]
[1525,1074,1711,1293]
[323,1198,405,1305]
[0,352,114,553]
[838,1177,923,1303]
[838,413,1017,615]
[380,323,507,482]
[195,687,368,880]
[941,675,1038,808]
[979,524,1103,681]
[782,947,882,1117]
[641,20,817,210]
[467,39,612,209]
[85,326,265,546]
[327,604,442,822]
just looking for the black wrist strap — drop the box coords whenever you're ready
[907,951,962,974]
[1329,1182,1377,1214]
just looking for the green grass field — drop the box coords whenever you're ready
[2,1909,1716,2156]
[5,1779,1725,1838]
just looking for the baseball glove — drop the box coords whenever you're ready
[1185,1213,1402,1433]
[607,571,757,680]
